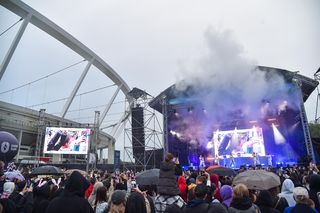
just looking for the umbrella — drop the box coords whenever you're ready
[136,169,159,185]
[207,166,236,177]
[232,170,280,190]
[206,165,223,171]
[65,169,88,177]
[4,170,25,181]
[31,165,63,175]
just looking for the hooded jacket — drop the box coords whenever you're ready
[279,179,296,207]
[210,174,222,202]
[157,161,180,196]
[229,196,260,213]
[183,199,210,213]
[309,174,320,211]
[45,171,93,213]
[178,176,187,202]
[220,185,233,208]
[256,190,281,213]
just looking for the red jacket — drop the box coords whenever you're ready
[85,184,94,199]
[178,176,188,202]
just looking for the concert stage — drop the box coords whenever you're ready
[150,66,319,166]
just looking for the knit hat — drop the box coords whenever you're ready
[293,187,309,201]
[111,190,126,205]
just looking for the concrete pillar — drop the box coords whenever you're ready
[15,130,23,162]
[99,149,104,163]
[52,154,62,163]
[107,141,115,164]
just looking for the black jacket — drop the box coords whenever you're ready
[45,190,93,213]
[309,174,320,211]
[183,199,210,213]
[45,171,93,213]
[256,190,280,213]
[157,161,180,196]
[125,191,155,213]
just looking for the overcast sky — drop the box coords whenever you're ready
[1,0,320,155]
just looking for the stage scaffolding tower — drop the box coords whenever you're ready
[293,74,316,163]
[124,88,163,171]
[314,67,320,124]
[35,108,46,167]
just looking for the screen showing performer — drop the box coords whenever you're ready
[213,127,265,157]
[43,127,91,154]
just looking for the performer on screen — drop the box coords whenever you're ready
[214,154,220,165]
[199,155,205,168]
[229,154,235,168]
[267,154,273,167]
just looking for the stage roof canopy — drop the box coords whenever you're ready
[149,66,319,113]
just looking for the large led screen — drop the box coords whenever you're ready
[43,127,91,154]
[213,127,265,157]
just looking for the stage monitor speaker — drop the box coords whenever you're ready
[131,107,145,162]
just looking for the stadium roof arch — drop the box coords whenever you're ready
[0,0,133,161]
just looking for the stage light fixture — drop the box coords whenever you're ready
[268,118,277,122]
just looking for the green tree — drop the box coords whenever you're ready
[309,123,320,138]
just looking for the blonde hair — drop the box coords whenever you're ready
[232,184,249,199]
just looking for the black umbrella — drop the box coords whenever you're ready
[207,166,236,176]
[31,165,63,175]
[136,169,159,185]
[232,170,280,190]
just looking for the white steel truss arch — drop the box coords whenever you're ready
[0,0,132,130]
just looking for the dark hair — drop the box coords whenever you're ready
[195,184,207,199]
[94,186,108,210]
[196,175,207,185]
[165,153,174,162]
[90,177,96,185]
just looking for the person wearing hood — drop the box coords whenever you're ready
[284,187,318,213]
[85,177,96,199]
[9,180,33,213]
[228,184,260,213]
[278,179,296,207]
[210,174,222,202]
[220,185,233,208]
[178,176,187,202]
[32,181,51,213]
[309,174,320,211]
[45,171,93,213]
[155,153,185,213]
[256,190,280,213]
[1,182,15,199]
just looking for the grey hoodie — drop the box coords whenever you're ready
[278,179,296,207]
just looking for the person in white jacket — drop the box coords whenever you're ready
[278,179,296,207]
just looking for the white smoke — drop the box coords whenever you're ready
[176,27,289,120]
[172,27,293,148]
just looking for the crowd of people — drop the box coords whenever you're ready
[0,154,320,213]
